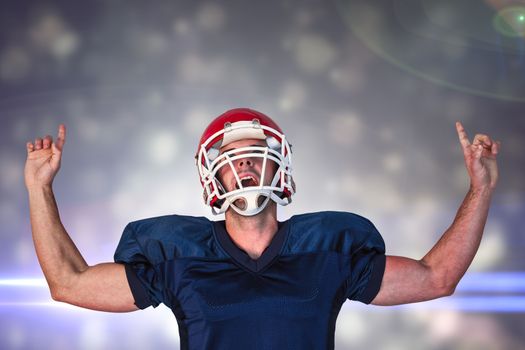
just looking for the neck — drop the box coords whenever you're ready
[224,202,278,259]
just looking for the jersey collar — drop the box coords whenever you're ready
[213,219,290,273]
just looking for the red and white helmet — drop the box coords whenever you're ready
[196,108,295,216]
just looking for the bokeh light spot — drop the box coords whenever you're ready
[328,111,363,146]
[493,6,525,37]
[292,34,338,74]
[148,131,179,165]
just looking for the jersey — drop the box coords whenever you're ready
[114,211,386,350]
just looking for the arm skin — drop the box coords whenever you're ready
[25,125,138,312]
[371,122,500,306]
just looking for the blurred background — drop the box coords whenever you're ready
[1,0,524,349]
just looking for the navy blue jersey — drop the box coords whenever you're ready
[114,211,386,350]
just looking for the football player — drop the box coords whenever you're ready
[25,108,500,349]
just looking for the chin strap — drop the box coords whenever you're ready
[211,189,272,216]
[227,190,271,216]
[211,188,291,216]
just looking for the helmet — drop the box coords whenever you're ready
[196,108,295,216]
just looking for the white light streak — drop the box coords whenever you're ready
[0,278,47,287]
[3,274,525,312]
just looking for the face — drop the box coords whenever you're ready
[216,138,278,193]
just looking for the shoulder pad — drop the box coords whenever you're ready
[114,215,219,265]
[283,211,385,255]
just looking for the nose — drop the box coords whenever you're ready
[235,157,254,169]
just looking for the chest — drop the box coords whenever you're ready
[166,253,350,321]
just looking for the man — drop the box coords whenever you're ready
[25,108,500,349]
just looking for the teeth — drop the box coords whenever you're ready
[235,175,257,189]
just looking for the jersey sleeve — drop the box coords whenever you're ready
[344,217,386,304]
[113,222,165,309]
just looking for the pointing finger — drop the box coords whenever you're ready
[55,124,66,151]
[455,122,470,150]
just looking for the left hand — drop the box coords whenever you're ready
[456,122,500,191]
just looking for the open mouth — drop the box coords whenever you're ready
[235,175,259,189]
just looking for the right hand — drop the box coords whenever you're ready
[455,122,500,191]
[24,124,66,189]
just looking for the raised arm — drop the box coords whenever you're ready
[25,125,138,312]
[371,122,500,306]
